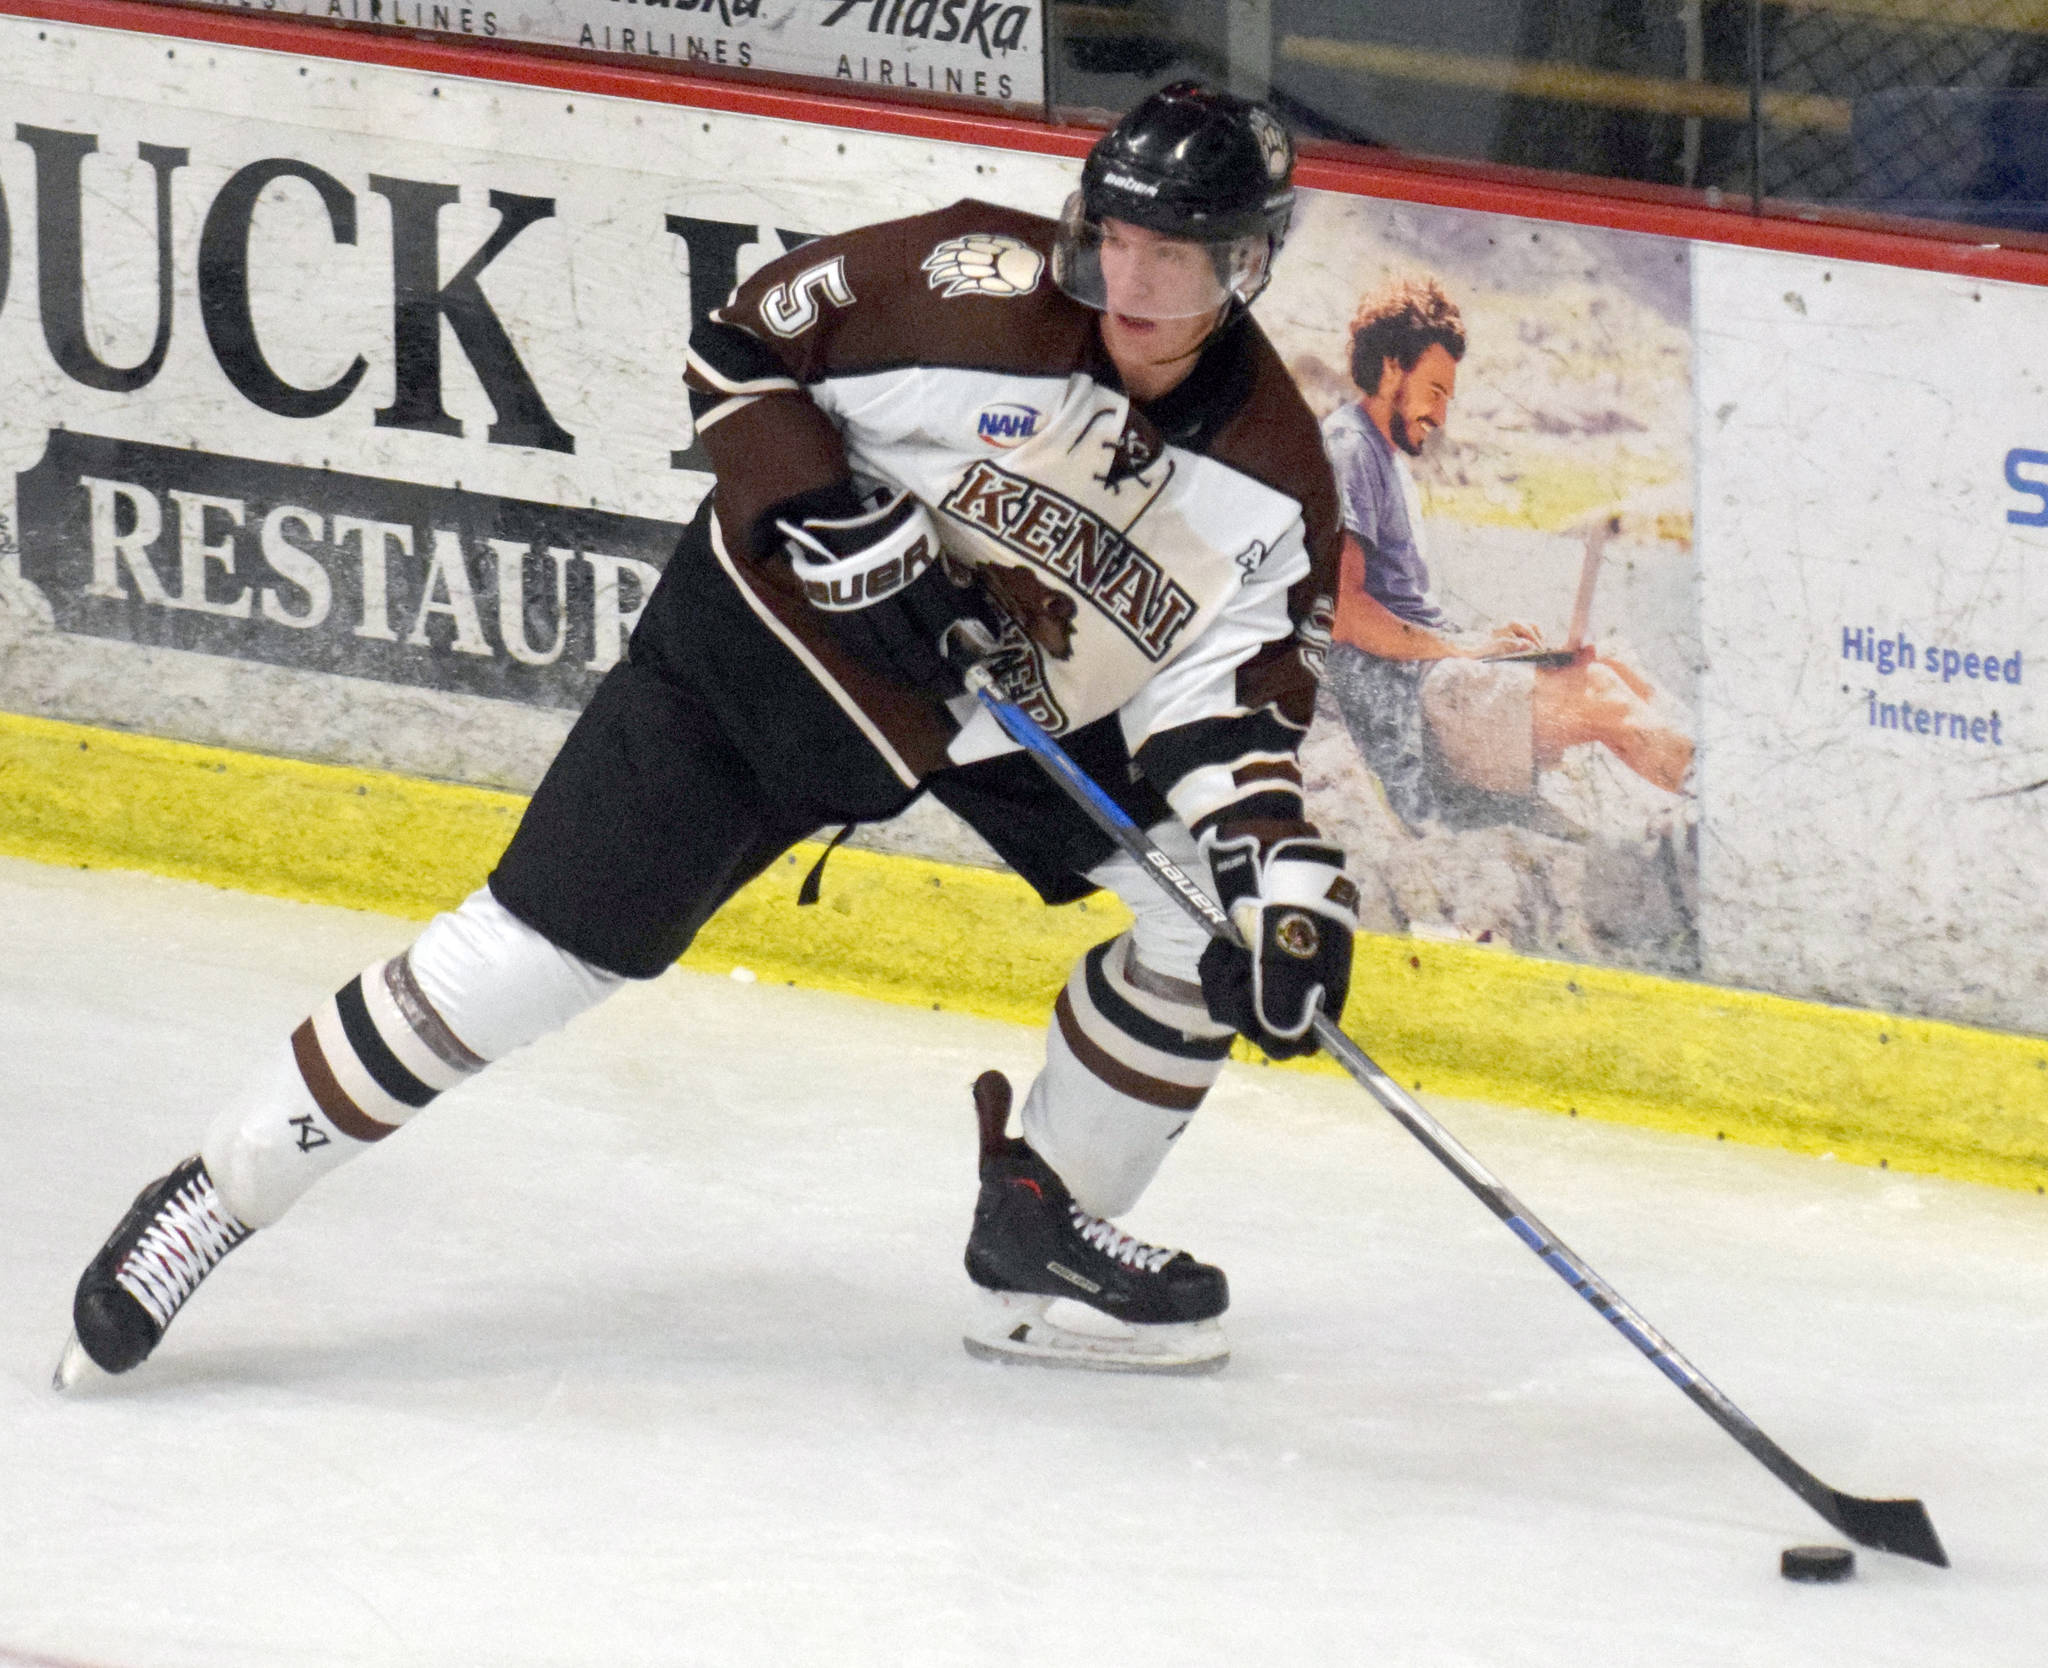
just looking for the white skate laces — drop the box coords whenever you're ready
[1068,1203,1175,1273]
[114,1171,251,1330]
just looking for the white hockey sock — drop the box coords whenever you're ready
[1020,928,1234,1219]
[202,888,625,1227]
[1021,827,1232,1218]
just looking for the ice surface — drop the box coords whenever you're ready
[3,857,2044,1667]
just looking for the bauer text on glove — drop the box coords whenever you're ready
[778,488,996,695]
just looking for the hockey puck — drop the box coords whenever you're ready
[1780,1545,1855,1582]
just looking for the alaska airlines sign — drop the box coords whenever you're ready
[176,0,1044,104]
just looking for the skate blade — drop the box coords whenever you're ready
[962,1291,1229,1376]
[52,1332,107,1393]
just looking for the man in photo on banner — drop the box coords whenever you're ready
[56,84,1355,1384]
[1320,278,1693,831]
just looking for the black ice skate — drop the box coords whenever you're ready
[962,1070,1229,1374]
[55,1156,252,1389]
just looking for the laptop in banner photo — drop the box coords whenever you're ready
[1484,510,1622,666]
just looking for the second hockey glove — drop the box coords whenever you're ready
[1197,824,1360,1059]
[778,488,996,696]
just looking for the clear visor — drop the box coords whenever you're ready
[1051,194,1271,320]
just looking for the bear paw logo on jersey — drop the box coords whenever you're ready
[923,234,1046,300]
[975,403,1041,448]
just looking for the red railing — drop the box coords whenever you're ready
[7,0,2048,286]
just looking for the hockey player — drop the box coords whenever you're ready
[60,82,1354,1382]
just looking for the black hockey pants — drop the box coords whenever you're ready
[488,498,1172,979]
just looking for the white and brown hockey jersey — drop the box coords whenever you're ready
[682,198,1340,841]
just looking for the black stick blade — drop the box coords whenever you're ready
[1824,1492,1948,1566]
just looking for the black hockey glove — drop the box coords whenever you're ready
[1197,823,1360,1059]
[778,488,996,696]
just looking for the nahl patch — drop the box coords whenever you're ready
[924,233,1045,299]
[975,403,1041,448]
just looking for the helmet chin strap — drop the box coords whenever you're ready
[1198,227,1284,344]
[1232,232,1280,310]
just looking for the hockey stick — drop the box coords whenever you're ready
[962,664,1948,1567]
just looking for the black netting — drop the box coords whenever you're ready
[1762,12,2048,229]
[1048,2,2048,234]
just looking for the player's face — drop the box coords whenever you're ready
[1096,218,1225,321]
[1386,342,1458,455]
[1096,220,1226,397]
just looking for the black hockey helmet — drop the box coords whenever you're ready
[1054,81,1297,319]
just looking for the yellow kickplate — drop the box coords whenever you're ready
[4,710,2043,1192]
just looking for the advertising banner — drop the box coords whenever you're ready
[169,0,1045,105]
[1694,245,2048,1035]
[15,430,676,710]
[1266,200,1702,976]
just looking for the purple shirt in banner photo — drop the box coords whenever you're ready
[1321,401,1448,631]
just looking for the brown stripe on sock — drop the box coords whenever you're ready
[291,1018,399,1144]
[1231,760,1303,789]
[1054,988,1209,1112]
[384,952,486,1073]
